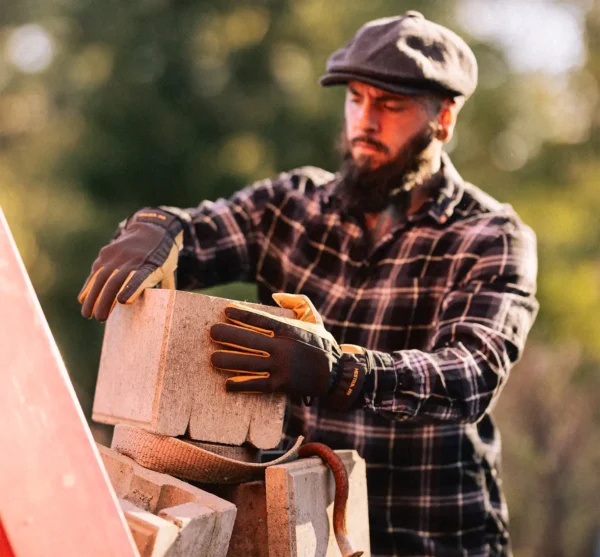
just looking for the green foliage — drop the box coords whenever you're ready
[1,1,599,554]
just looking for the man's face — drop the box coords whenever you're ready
[344,81,436,169]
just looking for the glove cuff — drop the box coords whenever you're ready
[325,352,370,412]
[127,207,184,237]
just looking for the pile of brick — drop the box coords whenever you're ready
[94,290,371,557]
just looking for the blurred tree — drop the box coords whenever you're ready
[497,344,600,557]
[1,0,599,555]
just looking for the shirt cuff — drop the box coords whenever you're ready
[361,349,423,420]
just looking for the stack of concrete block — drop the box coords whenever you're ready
[92,289,294,449]
[98,444,236,557]
[102,443,370,557]
[216,450,370,557]
[92,289,371,556]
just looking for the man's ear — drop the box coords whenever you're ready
[436,98,458,143]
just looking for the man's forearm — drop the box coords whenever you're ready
[357,327,515,424]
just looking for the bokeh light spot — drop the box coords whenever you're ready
[489,130,530,171]
[270,43,313,93]
[6,24,55,74]
[219,133,266,176]
[223,7,270,50]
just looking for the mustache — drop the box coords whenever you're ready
[350,136,390,155]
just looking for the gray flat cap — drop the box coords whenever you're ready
[320,11,478,99]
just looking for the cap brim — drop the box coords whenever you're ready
[319,72,437,96]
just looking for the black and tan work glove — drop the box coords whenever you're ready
[210,293,371,412]
[78,208,184,322]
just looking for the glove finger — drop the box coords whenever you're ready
[226,305,333,352]
[80,267,114,319]
[225,304,334,348]
[210,323,272,355]
[225,375,273,394]
[93,268,134,322]
[78,266,103,304]
[211,350,270,373]
[116,265,154,305]
[224,306,279,336]
[119,239,180,302]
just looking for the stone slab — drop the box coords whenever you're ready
[98,443,236,557]
[0,207,138,557]
[92,289,291,448]
[266,450,370,557]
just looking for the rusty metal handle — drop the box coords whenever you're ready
[297,442,364,557]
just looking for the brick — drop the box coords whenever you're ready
[211,482,269,557]
[158,503,216,557]
[266,450,370,557]
[92,289,291,448]
[119,498,179,557]
[98,444,236,557]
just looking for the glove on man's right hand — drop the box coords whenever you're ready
[78,208,183,322]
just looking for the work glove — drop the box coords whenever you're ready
[78,208,184,322]
[210,293,371,412]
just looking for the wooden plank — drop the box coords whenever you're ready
[0,518,16,557]
[93,289,291,449]
[0,208,139,557]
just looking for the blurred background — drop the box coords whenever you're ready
[1,0,599,554]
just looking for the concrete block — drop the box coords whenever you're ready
[98,444,236,557]
[266,450,370,557]
[159,503,216,557]
[92,289,291,449]
[119,498,179,557]
[211,482,269,557]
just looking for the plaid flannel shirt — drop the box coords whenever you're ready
[171,153,538,557]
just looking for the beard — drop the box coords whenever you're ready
[336,122,437,214]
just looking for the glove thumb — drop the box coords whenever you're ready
[271,293,323,326]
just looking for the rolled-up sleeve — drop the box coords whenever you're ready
[362,222,539,423]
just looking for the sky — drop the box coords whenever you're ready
[456,0,587,74]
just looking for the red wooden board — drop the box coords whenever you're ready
[0,518,16,557]
[0,208,139,557]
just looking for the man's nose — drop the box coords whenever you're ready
[356,102,380,133]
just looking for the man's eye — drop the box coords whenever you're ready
[350,95,362,104]
[384,104,405,112]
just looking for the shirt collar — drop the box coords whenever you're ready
[416,151,465,225]
[326,151,466,225]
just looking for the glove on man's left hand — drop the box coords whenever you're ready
[78,208,183,322]
[210,293,370,411]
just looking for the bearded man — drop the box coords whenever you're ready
[79,12,538,557]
